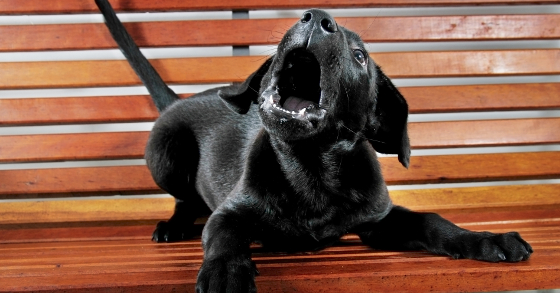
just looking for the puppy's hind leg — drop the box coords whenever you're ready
[146,123,209,243]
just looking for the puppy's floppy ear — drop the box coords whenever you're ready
[369,66,411,168]
[218,58,273,114]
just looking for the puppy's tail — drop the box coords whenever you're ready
[95,0,178,112]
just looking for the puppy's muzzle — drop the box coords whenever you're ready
[300,9,338,34]
[299,9,339,48]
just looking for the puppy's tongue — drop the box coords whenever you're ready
[283,96,314,112]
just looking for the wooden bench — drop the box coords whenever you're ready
[1,1,560,292]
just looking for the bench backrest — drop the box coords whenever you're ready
[1,0,559,242]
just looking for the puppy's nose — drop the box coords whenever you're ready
[300,9,338,33]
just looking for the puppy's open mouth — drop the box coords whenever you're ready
[263,49,324,119]
[276,49,322,113]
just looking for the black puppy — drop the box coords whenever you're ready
[95,1,532,292]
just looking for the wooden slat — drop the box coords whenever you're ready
[1,152,559,197]
[409,118,560,149]
[382,151,560,185]
[0,94,195,126]
[0,132,148,163]
[1,84,558,126]
[1,50,559,89]
[4,15,560,52]
[0,198,174,225]
[1,184,557,225]
[0,243,557,292]
[403,83,560,114]
[2,118,559,163]
[391,184,560,212]
[1,0,559,14]
[0,166,160,197]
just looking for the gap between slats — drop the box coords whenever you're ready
[1,0,560,14]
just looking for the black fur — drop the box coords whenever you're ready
[95,2,532,292]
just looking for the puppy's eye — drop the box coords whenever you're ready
[353,49,367,66]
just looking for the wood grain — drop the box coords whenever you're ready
[0,94,194,126]
[1,84,558,126]
[1,184,557,225]
[1,0,559,14]
[0,132,149,163]
[4,15,560,51]
[0,166,161,197]
[1,152,559,197]
[408,118,560,149]
[1,50,559,89]
[1,118,559,163]
[0,198,174,225]
[381,151,560,185]
[402,83,560,114]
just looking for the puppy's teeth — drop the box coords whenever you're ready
[299,108,306,115]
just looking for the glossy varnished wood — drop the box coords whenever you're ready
[3,15,560,52]
[1,152,559,197]
[1,84,558,126]
[0,166,161,197]
[1,50,559,89]
[0,205,558,293]
[1,118,559,163]
[403,83,560,113]
[1,1,559,292]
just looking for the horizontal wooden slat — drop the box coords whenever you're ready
[1,152,559,197]
[0,132,148,163]
[0,166,161,197]
[1,84,558,126]
[4,15,560,51]
[403,83,560,113]
[1,118,558,163]
[0,94,194,126]
[409,118,560,149]
[0,198,174,225]
[1,184,557,225]
[1,50,558,89]
[1,0,559,14]
[0,237,558,292]
[383,151,560,185]
[391,184,560,212]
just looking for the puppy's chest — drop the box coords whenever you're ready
[259,204,369,251]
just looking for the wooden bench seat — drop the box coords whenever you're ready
[1,1,559,292]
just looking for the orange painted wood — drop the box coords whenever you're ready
[403,83,560,114]
[0,132,148,163]
[409,118,560,149]
[0,166,161,197]
[1,118,559,163]
[1,0,559,14]
[1,152,559,197]
[1,84,558,126]
[4,15,560,51]
[1,50,559,89]
[381,151,560,185]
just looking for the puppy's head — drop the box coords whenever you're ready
[219,9,410,168]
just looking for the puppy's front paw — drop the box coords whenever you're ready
[152,221,192,243]
[456,231,533,262]
[196,256,258,293]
